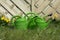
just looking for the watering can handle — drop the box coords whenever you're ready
[11,16,21,26]
[24,12,36,19]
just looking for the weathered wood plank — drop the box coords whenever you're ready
[1,0,23,16]
[50,0,60,9]
[37,0,50,13]
[12,0,30,13]
[43,5,56,15]
[0,1,17,15]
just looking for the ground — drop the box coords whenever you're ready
[0,22,60,40]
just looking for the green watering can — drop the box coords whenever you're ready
[27,15,52,30]
[11,16,28,30]
[26,12,52,30]
[34,16,52,30]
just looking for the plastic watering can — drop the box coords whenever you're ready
[34,16,52,30]
[11,16,28,30]
[26,12,52,30]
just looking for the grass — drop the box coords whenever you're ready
[0,22,60,40]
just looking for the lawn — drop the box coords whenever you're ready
[0,22,60,40]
